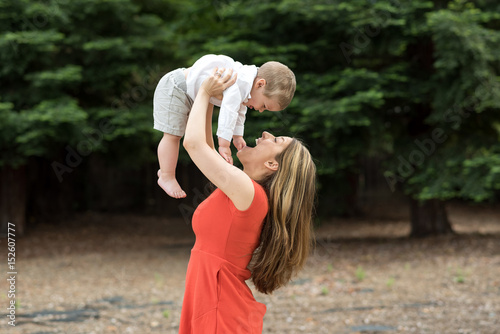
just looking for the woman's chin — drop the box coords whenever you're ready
[236,145,252,158]
[238,145,252,152]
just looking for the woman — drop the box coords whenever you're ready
[180,68,316,333]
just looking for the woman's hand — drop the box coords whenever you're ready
[200,67,237,100]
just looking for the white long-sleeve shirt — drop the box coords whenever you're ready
[186,54,257,142]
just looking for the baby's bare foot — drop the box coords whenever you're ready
[157,170,186,199]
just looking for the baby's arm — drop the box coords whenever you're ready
[232,135,246,151]
[218,137,233,165]
[232,104,247,151]
[217,84,242,164]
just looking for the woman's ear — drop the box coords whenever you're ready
[264,160,279,171]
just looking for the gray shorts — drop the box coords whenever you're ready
[153,68,193,136]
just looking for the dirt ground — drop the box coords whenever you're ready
[1,201,499,334]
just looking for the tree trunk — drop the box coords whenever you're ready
[409,198,454,237]
[345,170,361,216]
[0,165,27,236]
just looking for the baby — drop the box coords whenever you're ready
[153,54,296,198]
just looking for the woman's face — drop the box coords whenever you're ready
[237,131,292,168]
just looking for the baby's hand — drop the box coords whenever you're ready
[218,145,233,165]
[232,135,246,151]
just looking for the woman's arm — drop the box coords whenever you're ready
[183,69,255,211]
[206,103,215,150]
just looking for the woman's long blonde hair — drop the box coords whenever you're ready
[251,139,316,294]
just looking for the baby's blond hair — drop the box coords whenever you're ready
[257,61,296,110]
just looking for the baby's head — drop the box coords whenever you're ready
[244,61,296,113]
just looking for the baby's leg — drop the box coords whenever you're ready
[157,133,186,199]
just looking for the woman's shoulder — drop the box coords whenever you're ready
[251,179,268,202]
[230,180,268,217]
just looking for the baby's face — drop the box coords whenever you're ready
[244,83,281,113]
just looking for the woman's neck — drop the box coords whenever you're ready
[243,167,269,183]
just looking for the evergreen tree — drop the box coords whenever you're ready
[0,0,179,234]
[177,0,500,235]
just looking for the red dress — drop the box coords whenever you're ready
[179,180,268,334]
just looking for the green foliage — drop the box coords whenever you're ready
[397,0,500,202]
[0,0,177,168]
[386,277,396,288]
[355,266,366,282]
[453,268,466,284]
[1,0,499,215]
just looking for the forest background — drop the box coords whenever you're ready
[1,0,500,237]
